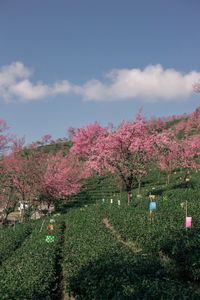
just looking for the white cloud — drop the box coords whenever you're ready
[10,80,50,101]
[0,62,73,102]
[0,62,32,100]
[0,62,200,103]
[78,65,200,102]
[74,79,108,100]
[52,80,72,94]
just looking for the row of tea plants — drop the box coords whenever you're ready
[0,216,65,300]
[62,203,199,299]
[0,221,34,265]
[100,169,200,283]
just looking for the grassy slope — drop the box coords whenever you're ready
[2,116,200,298]
[60,167,200,299]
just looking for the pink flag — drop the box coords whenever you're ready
[186,217,192,228]
[118,200,120,206]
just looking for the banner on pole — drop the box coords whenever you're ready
[186,217,192,228]
[45,235,55,243]
[149,202,156,210]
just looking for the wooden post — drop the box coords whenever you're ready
[150,209,153,223]
[149,199,153,222]
[185,200,187,217]
[40,220,45,232]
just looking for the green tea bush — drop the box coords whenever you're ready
[0,221,33,265]
[164,229,200,281]
[62,205,199,299]
[0,216,65,300]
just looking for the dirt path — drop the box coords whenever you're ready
[62,293,76,300]
[103,218,176,264]
[50,221,67,300]
[102,218,143,254]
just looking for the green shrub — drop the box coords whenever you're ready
[0,216,65,300]
[0,221,33,265]
[62,206,199,299]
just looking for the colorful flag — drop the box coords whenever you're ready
[149,202,156,210]
[186,217,192,228]
[45,235,55,243]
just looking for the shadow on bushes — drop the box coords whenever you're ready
[66,252,198,300]
[55,191,95,214]
[161,228,200,282]
[172,181,195,190]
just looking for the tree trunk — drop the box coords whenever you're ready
[138,175,142,194]
[126,179,133,205]
[22,194,26,222]
[158,169,161,183]
[127,192,131,205]
[23,201,26,221]
[138,180,141,194]
[119,181,123,195]
[167,173,170,185]
[182,169,189,182]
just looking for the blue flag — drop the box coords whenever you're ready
[149,202,156,210]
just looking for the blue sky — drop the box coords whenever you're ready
[0,0,200,144]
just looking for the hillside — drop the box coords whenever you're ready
[1,108,200,298]
[55,167,200,299]
[1,166,200,299]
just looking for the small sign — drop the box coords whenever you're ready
[149,202,156,210]
[186,217,192,228]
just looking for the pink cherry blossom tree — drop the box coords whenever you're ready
[43,151,91,200]
[153,130,180,184]
[0,161,17,221]
[147,116,166,132]
[0,147,46,220]
[153,125,200,184]
[69,122,109,158]
[185,107,200,135]
[83,114,155,204]
[177,134,200,180]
